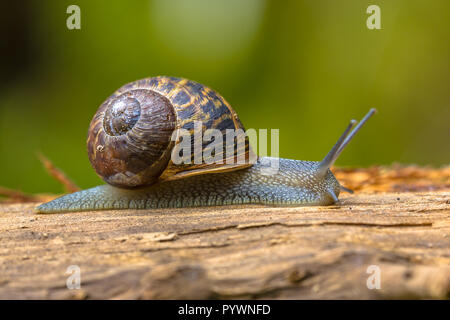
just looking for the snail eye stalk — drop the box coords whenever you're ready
[317,108,377,177]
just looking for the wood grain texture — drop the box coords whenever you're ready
[0,188,448,299]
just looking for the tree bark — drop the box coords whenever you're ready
[0,166,449,299]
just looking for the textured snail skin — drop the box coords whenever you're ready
[36,157,340,213]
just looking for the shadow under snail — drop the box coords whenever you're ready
[36,76,376,213]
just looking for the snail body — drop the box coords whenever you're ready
[36,76,376,213]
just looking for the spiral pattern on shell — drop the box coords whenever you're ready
[87,76,253,188]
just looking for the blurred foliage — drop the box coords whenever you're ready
[0,0,449,193]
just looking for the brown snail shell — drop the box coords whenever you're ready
[87,76,254,188]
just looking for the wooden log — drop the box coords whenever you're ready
[0,166,448,299]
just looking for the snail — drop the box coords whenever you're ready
[36,76,376,213]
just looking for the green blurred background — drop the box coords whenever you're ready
[1,0,449,194]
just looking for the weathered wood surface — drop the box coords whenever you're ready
[0,166,449,299]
